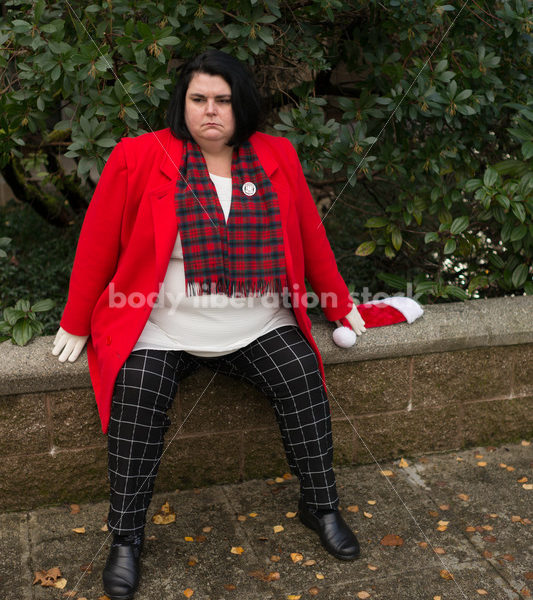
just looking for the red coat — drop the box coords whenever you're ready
[60,128,353,432]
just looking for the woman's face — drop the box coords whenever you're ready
[184,72,235,148]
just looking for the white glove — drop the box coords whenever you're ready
[52,326,89,363]
[343,305,366,335]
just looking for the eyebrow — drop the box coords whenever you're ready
[188,93,232,99]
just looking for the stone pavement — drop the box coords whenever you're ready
[1,440,532,600]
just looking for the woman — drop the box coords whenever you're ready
[52,49,366,600]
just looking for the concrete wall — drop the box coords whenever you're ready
[0,296,531,511]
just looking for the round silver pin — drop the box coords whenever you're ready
[242,181,256,196]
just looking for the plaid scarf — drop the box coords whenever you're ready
[174,139,288,297]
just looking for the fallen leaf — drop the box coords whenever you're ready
[434,547,446,555]
[475,453,484,459]
[482,525,493,531]
[202,526,212,533]
[184,536,194,542]
[183,589,194,598]
[363,512,373,519]
[439,504,450,511]
[248,513,258,518]
[356,592,371,599]
[152,502,176,525]
[523,518,532,525]
[195,535,206,543]
[456,456,464,461]
[380,534,403,547]
[511,515,522,522]
[230,546,244,554]
[69,504,80,515]
[489,513,499,518]
[518,477,528,483]
[521,440,531,446]
[308,587,320,596]
[270,555,280,562]
[476,590,488,595]
[418,541,428,548]
[477,461,487,467]
[429,510,439,517]
[483,550,492,558]
[98,596,111,600]
[303,559,316,566]
[267,572,280,581]
[315,573,324,579]
[275,477,285,483]
[380,470,393,477]
[54,578,67,590]
[501,554,514,561]
[273,525,284,533]
[457,493,469,501]
[506,466,515,472]
[367,500,376,505]
[437,525,447,532]
[347,505,359,512]
[78,597,88,600]
[433,597,442,600]
[33,567,62,587]
[525,572,533,580]
[188,557,198,566]
[440,569,454,580]
[499,463,507,468]
[72,527,85,534]
[520,587,531,598]
[79,563,92,573]
[398,458,409,468]
[237,515,247,522]
[287,595,301,600]
[290,552,303,563]
[367,564,378,570]
[523,484,533,490]
[100,524,108,532]
[62,591,76,598]
[437,520,449,526]
[466,526,476,532]
[483,535,497,543]
[286,511,297,518]
[224,584,236,590]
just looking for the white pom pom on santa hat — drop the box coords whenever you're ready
[332,297,423,348]
[332,326,357,348]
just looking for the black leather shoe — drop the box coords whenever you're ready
[102,533,143,600]
[298,499,360,560]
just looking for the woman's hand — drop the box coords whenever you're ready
[344,305,366,335]
[52,326,89,363]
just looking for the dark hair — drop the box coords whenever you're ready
[166,49,262,146]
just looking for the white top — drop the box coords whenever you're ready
[133,173,297,356]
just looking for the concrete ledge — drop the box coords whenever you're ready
[1,296,531,396]
[0,296,532,510]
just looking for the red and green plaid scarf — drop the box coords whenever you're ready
[174,139,288,297]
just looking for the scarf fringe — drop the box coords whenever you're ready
[187,276,289,298]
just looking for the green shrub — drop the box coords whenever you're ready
[0,0,531,306]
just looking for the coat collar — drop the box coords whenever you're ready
[159,129,280,180]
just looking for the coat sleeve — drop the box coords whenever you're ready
[284,138,353,321]
[60,141,129,336]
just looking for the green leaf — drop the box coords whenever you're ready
[31,299,55,312]
[444,285,468,300]
[377,272,407,290]
[511,202,526,223]
[464,179,482,193]
[483,167,498,188]
[12,319,33,346]
[355,241,376,256]
[511,263,529,288]
[391,228,402,251]
[510,224,527,242]
[468,275,489,293]
[3,308,25,326]
[522,141,533,160]
[450,216,469,235]
[365,217,388,228]
[424,232,439,243]
[443,239,456,254]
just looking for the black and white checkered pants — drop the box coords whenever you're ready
[107,325,339,534]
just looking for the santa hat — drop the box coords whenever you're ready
[332,297,424,348]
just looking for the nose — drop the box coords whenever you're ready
[206,99,217,115]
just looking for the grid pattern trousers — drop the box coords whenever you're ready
[107,325,339,534]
